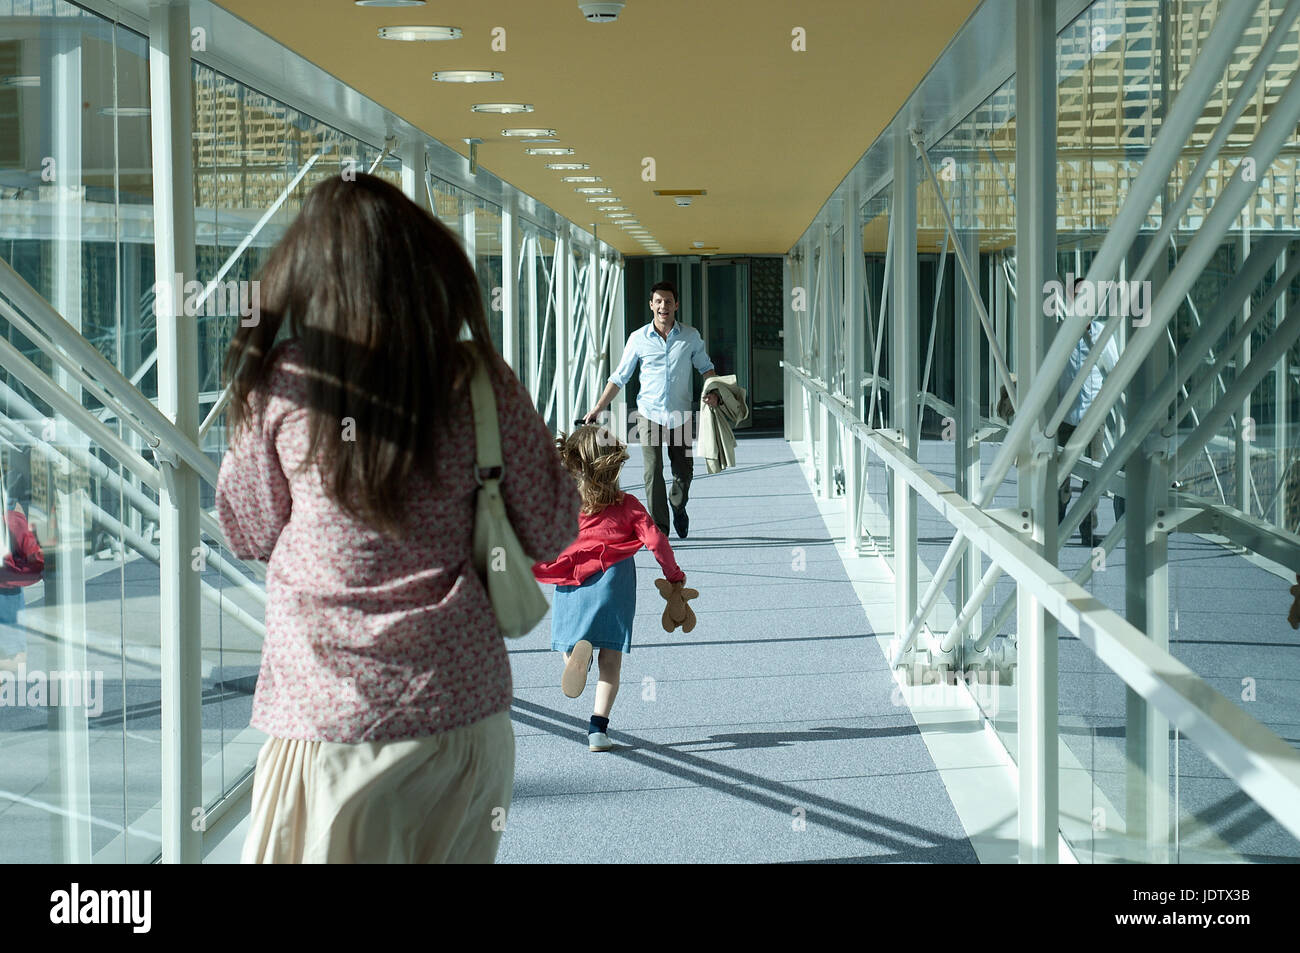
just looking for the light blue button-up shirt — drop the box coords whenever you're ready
[1058,319,1119,425]
[610,321,715,427]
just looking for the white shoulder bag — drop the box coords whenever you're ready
[469,359,551,638]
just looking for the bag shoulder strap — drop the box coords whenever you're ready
[468,355,504,477]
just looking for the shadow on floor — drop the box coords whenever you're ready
[510,696,979,862]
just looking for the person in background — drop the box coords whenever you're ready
[0,483,44,672]
[1057,281,1122,548]
[216,173,579,864]
[583,281,720,540]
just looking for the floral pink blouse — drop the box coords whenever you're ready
[215,342,580,743]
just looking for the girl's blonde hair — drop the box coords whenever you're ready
[556,425,628,515]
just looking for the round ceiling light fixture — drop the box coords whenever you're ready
[472,103,533,114]
[433,70,503,83]
[378,25,461,40]
[501,128,557,137]
[578,1,625,23]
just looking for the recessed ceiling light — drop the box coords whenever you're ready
[545,162,588,170]
[434,70,503,83]
[378,25,461,40]
[0,75,39,88]
[586,197,618,203]
[355,1,426,6]
[561,175,601,182]
[574,187,611,194]
[501,128,557,137]
[98,106,150,117]
[525,147,574,155]
[601,206,627,212]
[607,212,633,218]
[522,138,560,143]
[472,103,533,114]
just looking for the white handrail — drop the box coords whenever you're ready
[788,361,1300,841]
[0,257,218,486]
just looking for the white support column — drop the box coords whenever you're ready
[1238,229,1252,513]
[501,199,516,370]
[555,230,571,426]
[891,128,919,661]
[816,222,835,499]
[994,251,1008,406]
[1275,248,1289,530]
[1125,234,1171,863]
[402,141,430,213]
[525,231,539,402]
[955,186,983,657]
[610,257,627,439]
[1014,0,1059,865]
[46,21,91,863]
[842,192,864,552]
[461,203,476,271]
[587,242,600,413]
[149,0,202,865]
[784,252,796,443]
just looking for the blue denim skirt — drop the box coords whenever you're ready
[549,556,635,654]
[0,587,25,658]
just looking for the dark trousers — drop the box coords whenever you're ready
[1057,421,1124,542]
[637,416,693,535]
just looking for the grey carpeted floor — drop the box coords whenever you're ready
[498,435,978,864]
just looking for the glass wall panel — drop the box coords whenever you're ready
[191,62,394,815]
[475,201,503,352]
[0,0,164,863]
[532,226,557,430]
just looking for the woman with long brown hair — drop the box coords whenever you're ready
[216,173,579,863]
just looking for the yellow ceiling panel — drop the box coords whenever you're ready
[212,0,980,256]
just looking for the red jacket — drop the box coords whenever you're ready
[1,509,44,588]
[532,493,685,588]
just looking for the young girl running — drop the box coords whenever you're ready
[533,425,689,752]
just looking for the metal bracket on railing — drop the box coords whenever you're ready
[1017,508,1034,535]
[1142,430,1175,458]
[985,507,1026,533]
[151,445,182,499]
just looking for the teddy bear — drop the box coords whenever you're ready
[655,578,698,633]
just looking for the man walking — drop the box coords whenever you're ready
[1057,296,1122,548]
[584,281,719,539]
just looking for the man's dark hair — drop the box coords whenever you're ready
[649,280,678,303]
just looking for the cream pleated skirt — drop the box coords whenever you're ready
[241,711,515,864]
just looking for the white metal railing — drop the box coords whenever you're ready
[787,361,1300,843]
